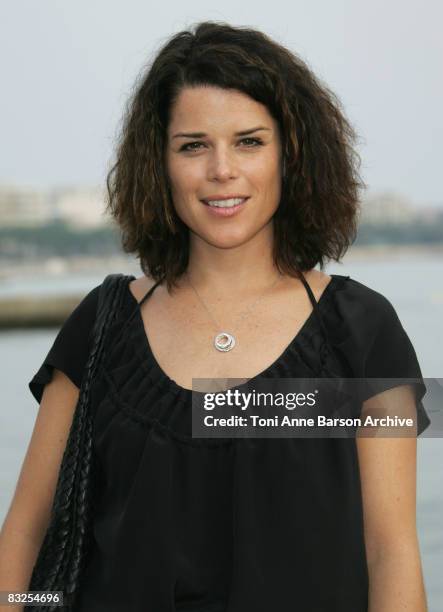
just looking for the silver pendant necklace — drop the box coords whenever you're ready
[185,271,284,352]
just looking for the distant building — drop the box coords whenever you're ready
[417,204,443,223]
[360,191,417,225]
[0,184,110,228]
[1,183,441,230]
[0,185,53,227]
[52,186,108,228]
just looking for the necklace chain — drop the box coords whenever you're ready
[185,270,284,351]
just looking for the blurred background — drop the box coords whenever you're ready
[0,0,442,608]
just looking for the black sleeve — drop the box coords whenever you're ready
[361,294,430,436]
[28,284,101,404]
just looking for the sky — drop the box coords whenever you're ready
[1,0,442,207]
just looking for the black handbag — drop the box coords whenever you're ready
[25,273,130,612]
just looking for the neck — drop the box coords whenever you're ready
[183,226,286,297]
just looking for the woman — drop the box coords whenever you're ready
[0,21,429,611]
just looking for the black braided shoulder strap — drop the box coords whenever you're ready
[25,273,130,612]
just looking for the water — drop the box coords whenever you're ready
[1,256,442,609]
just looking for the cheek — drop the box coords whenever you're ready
[252,161,282,198]
[168,171,202,220]
[169,161,203,198]
[253,148,281,181]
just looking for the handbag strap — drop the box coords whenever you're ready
[26,273,130,612]
[82,273,129,392]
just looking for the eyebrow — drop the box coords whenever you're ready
[172,126,271,139]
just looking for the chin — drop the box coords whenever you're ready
[195,226,262,249]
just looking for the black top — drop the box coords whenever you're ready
[29,273,430,612]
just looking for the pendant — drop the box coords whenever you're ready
[214,332,236,352]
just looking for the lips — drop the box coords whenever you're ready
[201,197,249,217]
[201,197,249,206]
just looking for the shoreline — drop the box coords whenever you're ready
[0,244,442,328]
[0,243,442,281]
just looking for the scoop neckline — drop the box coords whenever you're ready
[126,273,339,396]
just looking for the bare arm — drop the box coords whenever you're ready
[357,385,427,611]
[0,370,80,610]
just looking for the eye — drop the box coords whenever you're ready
[179,141,204,152]
[240,137,263,147]
[179,137,264,152]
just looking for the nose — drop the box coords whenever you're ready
[207,147,237,181]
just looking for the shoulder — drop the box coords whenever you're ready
[332,274,398,331]
[338,276,419,375]
[52,283,103,344]
[343,276,401,330]
[53,282,103,351]
[321,274,409,358]
[304,269,333,301]
[28,282,102,404]
[128,274,158,304]
[306,270,397,326]
[343,275,391,303]
[71,283,101,319]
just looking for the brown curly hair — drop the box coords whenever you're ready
[105,20,365,291]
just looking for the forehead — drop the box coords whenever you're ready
[168,85,275,132]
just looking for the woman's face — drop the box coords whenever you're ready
[165,85,283,249]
